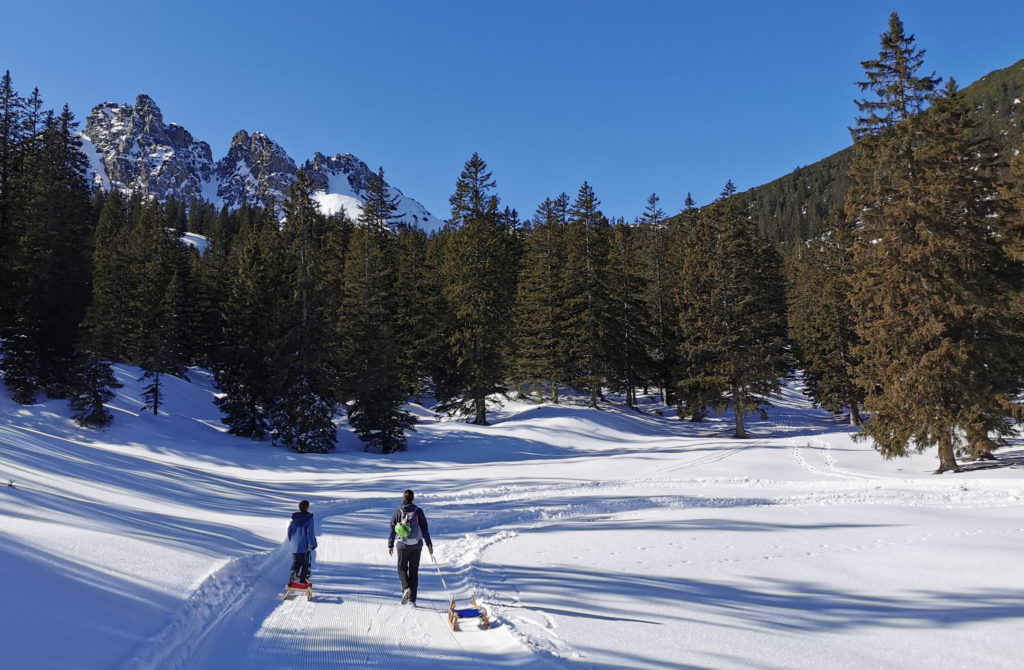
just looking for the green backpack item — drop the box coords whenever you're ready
[394,507,422,543]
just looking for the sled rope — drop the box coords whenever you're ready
[429,552,456,603]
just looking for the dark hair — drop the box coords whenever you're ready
[402,489,414,504]
[299,500,310,512]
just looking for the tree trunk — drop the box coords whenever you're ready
[935,433,962,473]
[552,382,559,405]
[849,401,862,427]
[734,388,746,438]
[473,395,488,425]
[589,385,599,408]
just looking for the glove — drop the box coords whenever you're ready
[427,545,434,556]
[388,547,394,556]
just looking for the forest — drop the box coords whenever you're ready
[1,13,1021,472]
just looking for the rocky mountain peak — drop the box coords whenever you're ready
[215,129,297,210]
[82,94,213,202]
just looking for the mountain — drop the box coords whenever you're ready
[721,58,1024,244]
[81,94,444,230]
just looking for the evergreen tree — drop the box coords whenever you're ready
[214,210,282,439]
[338,168,415,452]
[262,172,338,452]
[440,153,517,424]
[1,102,94,400]
[606,221,652,408]
[636,192,679,406]
[560,182,613,408]
[785,216,864,424]
[845,16,1021,472]
[511,194,570,401]
[81,190,130,361]
[676,184,787,437]
[68,351,121,428]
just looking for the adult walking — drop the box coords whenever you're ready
[287,500,317,585]
[387,489,433,605]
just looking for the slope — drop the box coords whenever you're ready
[1,370,1023,669]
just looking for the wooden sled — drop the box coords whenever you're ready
[280,581,314,601]
[447,598,490,631]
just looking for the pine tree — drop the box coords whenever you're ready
[338,168,415,452]
[214,210,282,439]
[606,221,652,408]
[81,190,130,361]
[560,182,613,408]
[510,194,570,401]
[2,101,94,400]
[440,153,516,424]
[676,184,787,437]
[845,17,1021,472]
[636,192,678,406]
[268,172,337,452]
[785,216,864,425]
[68,351,121,428]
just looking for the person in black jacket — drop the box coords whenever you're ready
[387,489,433,605]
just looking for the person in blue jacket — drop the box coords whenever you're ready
[287,500,317,584]
[387,489,433,605]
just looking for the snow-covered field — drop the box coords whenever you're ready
[1,366,1022,669]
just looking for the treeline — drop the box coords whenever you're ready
[2,12,1022,472]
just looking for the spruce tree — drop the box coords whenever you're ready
[636,192,678,406]
[81,189,130,361]
[440,153,516,424]
[2,102,94,400]
[560,182,613,408]
[676,184,787,437]
[338,168,415,452]
[269,172,337,452]
[214,209,282,439]
[511,194,570,401]
[845,17,1021,472]
[68,351,121,428]
[606,221,652,408]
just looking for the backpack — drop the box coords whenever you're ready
[394,507,423,545]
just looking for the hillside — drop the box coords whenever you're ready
[724,58,1024,244]
[2,365,1023,669]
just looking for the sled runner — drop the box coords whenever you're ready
[280,581,314,601]
[447,598,490,631]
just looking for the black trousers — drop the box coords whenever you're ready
[291,552,311,582]
[396,545,422,602]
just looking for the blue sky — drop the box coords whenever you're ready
[3,1,1023,221]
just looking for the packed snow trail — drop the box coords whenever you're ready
[186,501,538,670]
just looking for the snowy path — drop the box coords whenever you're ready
[186,502,536,670]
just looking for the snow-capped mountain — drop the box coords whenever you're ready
[81,94,443,230]
[302,151,439,228]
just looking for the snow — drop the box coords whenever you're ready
[1,372,1022,669]
[313,191,363,220]
[80,136,111,191]
[180,232,211,254]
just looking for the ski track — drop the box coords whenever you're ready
[113,429,1024,670]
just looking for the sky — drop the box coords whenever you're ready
[3,0,1023,221]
